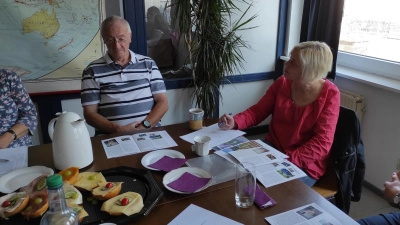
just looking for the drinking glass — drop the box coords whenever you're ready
[235,162,256,208]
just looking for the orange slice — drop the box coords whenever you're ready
[59,167,79,184]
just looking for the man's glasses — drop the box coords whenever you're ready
[104,38,128,45]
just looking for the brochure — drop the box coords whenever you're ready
[265,203,343,225]
[254,159,307,188]
[214,139,287,164]
[101,130,178,159]
[179,124,246,150]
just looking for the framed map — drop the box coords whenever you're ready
[0,0,106,94]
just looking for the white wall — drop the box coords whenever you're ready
[335,76,400,188]
[219,80,273,126]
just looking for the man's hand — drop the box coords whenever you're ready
[121,121,142,132]
[383,172,400,207]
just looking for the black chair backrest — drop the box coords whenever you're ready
[331,106,365,214]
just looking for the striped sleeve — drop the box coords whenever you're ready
[81,66,100,106]
[149,59,166,94]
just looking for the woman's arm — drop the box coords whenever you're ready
[0,123,30,149]
[0,72,38,149]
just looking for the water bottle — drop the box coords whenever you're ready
[40,174,79,225]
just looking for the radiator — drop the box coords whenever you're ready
[339,89,365,121]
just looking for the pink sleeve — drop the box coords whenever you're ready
[286,85,340,168]
[233,78,282,130]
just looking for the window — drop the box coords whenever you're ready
[337,0,400,80]
[144,0,187,79]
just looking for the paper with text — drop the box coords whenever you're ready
[179,124,245,150]
[265,203,343,225]
[168,204,243,225]
[255,159,307,188]
[216,139,288,164]
[102,130,177,158]
[0,146,28,176]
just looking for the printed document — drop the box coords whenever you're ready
[255,159,306,188]
[265,203,343,225]
[102,131,177,158]
[0,146,28,177]
[168,204,243,225]
[180,123,245,150]
[215,139,288,164]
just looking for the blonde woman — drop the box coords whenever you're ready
[219,41,340,186]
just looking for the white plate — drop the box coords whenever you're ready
[0,166,54,193]
[162,167,213,194]
[141,149,185,171]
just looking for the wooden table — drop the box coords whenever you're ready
[28,120,358,225]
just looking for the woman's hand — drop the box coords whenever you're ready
[0,132,15,149]
[218,113,236,130]
[383,172,400,207]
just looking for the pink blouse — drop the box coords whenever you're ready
[234,76,340,179]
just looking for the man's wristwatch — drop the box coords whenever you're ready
[142,120,151,128]
[393,193,400,206]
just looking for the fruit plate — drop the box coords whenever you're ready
[2,166,164,225]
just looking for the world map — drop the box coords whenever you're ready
[0,0,104,93]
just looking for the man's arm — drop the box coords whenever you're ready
[83,104,139,134]
[136,93,169,129]
[383,172,400,207]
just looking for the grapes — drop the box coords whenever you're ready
[1,200,10,207]
[65,171,72,176]
[34,198,43,204]
[71,192,79,199]
[89,175,96,180]
[25,206,33,211]
[105,182,114,189]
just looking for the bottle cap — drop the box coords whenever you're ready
[46,174,63,189]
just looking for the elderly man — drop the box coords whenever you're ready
[81,16,168,135]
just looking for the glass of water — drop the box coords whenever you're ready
[235,162,256,208]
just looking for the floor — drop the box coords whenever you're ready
[349,186,400,221]
[244,134,400,221]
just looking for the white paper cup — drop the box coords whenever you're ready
[235,162,256,208]
[191,135,211,156]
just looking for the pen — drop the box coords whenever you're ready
[0,158,9,162]
[219,113,232,126]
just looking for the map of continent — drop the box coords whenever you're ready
[0,0,104,92]
[22,8,60,39]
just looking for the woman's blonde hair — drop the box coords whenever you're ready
[291,41,333,82]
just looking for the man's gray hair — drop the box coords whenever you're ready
[100,15,131,36]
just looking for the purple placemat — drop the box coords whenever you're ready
[167,172,212,193]
[148,155,187,172]
[254,184,276,209]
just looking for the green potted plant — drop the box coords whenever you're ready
[171,0,257,118]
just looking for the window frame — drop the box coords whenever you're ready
[337,51,400,81]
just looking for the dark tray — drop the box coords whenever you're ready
[3,166,164,225]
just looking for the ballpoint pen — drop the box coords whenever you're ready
[0,158,9,162]
[219,113,232,126]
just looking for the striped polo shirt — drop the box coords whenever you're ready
[81,50,166,130]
